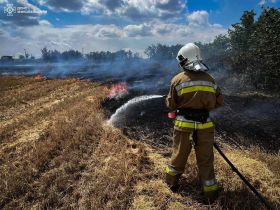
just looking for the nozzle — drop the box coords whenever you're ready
[168,112,176,119]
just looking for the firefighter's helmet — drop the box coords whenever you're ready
[176,43,208,71]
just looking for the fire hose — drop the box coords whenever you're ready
[213,142,275,210]
[166,109,275,210]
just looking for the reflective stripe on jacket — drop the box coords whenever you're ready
[175,115,214,130]
[175,80,217,96]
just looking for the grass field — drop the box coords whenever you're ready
[0,76,279,209]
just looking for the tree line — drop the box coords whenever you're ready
[40,48,140,62]
[228,7,280,90]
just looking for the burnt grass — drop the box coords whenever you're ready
[102,91,280,153]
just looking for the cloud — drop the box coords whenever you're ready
[102,0,123,11]
[187,10,210,27]
[0,1,227,59]
[124,24,152,37]
[115,0,186,20]
[39,0,186,21]
[0,30,5,36]
[0,19,227,58]
[258,0,278,5]
[38,0,86,12]
[95,25,124,38]
[39,19,51,26]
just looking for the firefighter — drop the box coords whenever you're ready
[165,43,224,202]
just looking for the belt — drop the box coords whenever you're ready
[177,108,209,123]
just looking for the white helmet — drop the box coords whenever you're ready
[176,43,208,71]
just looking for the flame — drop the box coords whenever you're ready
[108,82,128,99]
[34,74,44,81]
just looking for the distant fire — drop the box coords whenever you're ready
[34,74,44,81]
[108,82,128,99]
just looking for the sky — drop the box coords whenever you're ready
[0,0,279,57]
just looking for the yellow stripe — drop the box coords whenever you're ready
[203,184,218,192]
[177,85,216,96]
[165,167,176,176]
[175,120,214,129]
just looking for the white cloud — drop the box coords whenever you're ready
[124,24,152,37]
[39,19,52,26]
[0,10,227,57]
[95,25,124,39]
[187,10,210,26]
[40,0,185,21]
[259,0,266,5]
[259,0,278,5]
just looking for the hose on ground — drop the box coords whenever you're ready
[214,143,275,210]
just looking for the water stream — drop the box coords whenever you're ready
[108,95,163,125]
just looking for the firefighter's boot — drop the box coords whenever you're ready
[202,182,219,204]
[165,173,181,192]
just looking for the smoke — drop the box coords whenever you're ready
[0,59,179,93]
[0,57,261,96]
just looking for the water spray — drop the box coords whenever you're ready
[108,95,163,125]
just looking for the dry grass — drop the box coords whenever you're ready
[0,76,279,210]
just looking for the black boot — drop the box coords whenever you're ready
[203,189,219,204]
[165,173,181,192]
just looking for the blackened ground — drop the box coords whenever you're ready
[213,94,280,152]
[102,92,280,153]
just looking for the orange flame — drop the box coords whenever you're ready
[108,82,128,98]
[34,74,44,81]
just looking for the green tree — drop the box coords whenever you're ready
[228,10,256,75]
[196,34,231,72]
[250,7,280,89]
[144,44,183,60]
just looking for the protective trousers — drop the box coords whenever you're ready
[166,128,218,198]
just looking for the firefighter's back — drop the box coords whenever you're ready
[171,71,218,111]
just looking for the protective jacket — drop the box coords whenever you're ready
[166,71,224,131]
